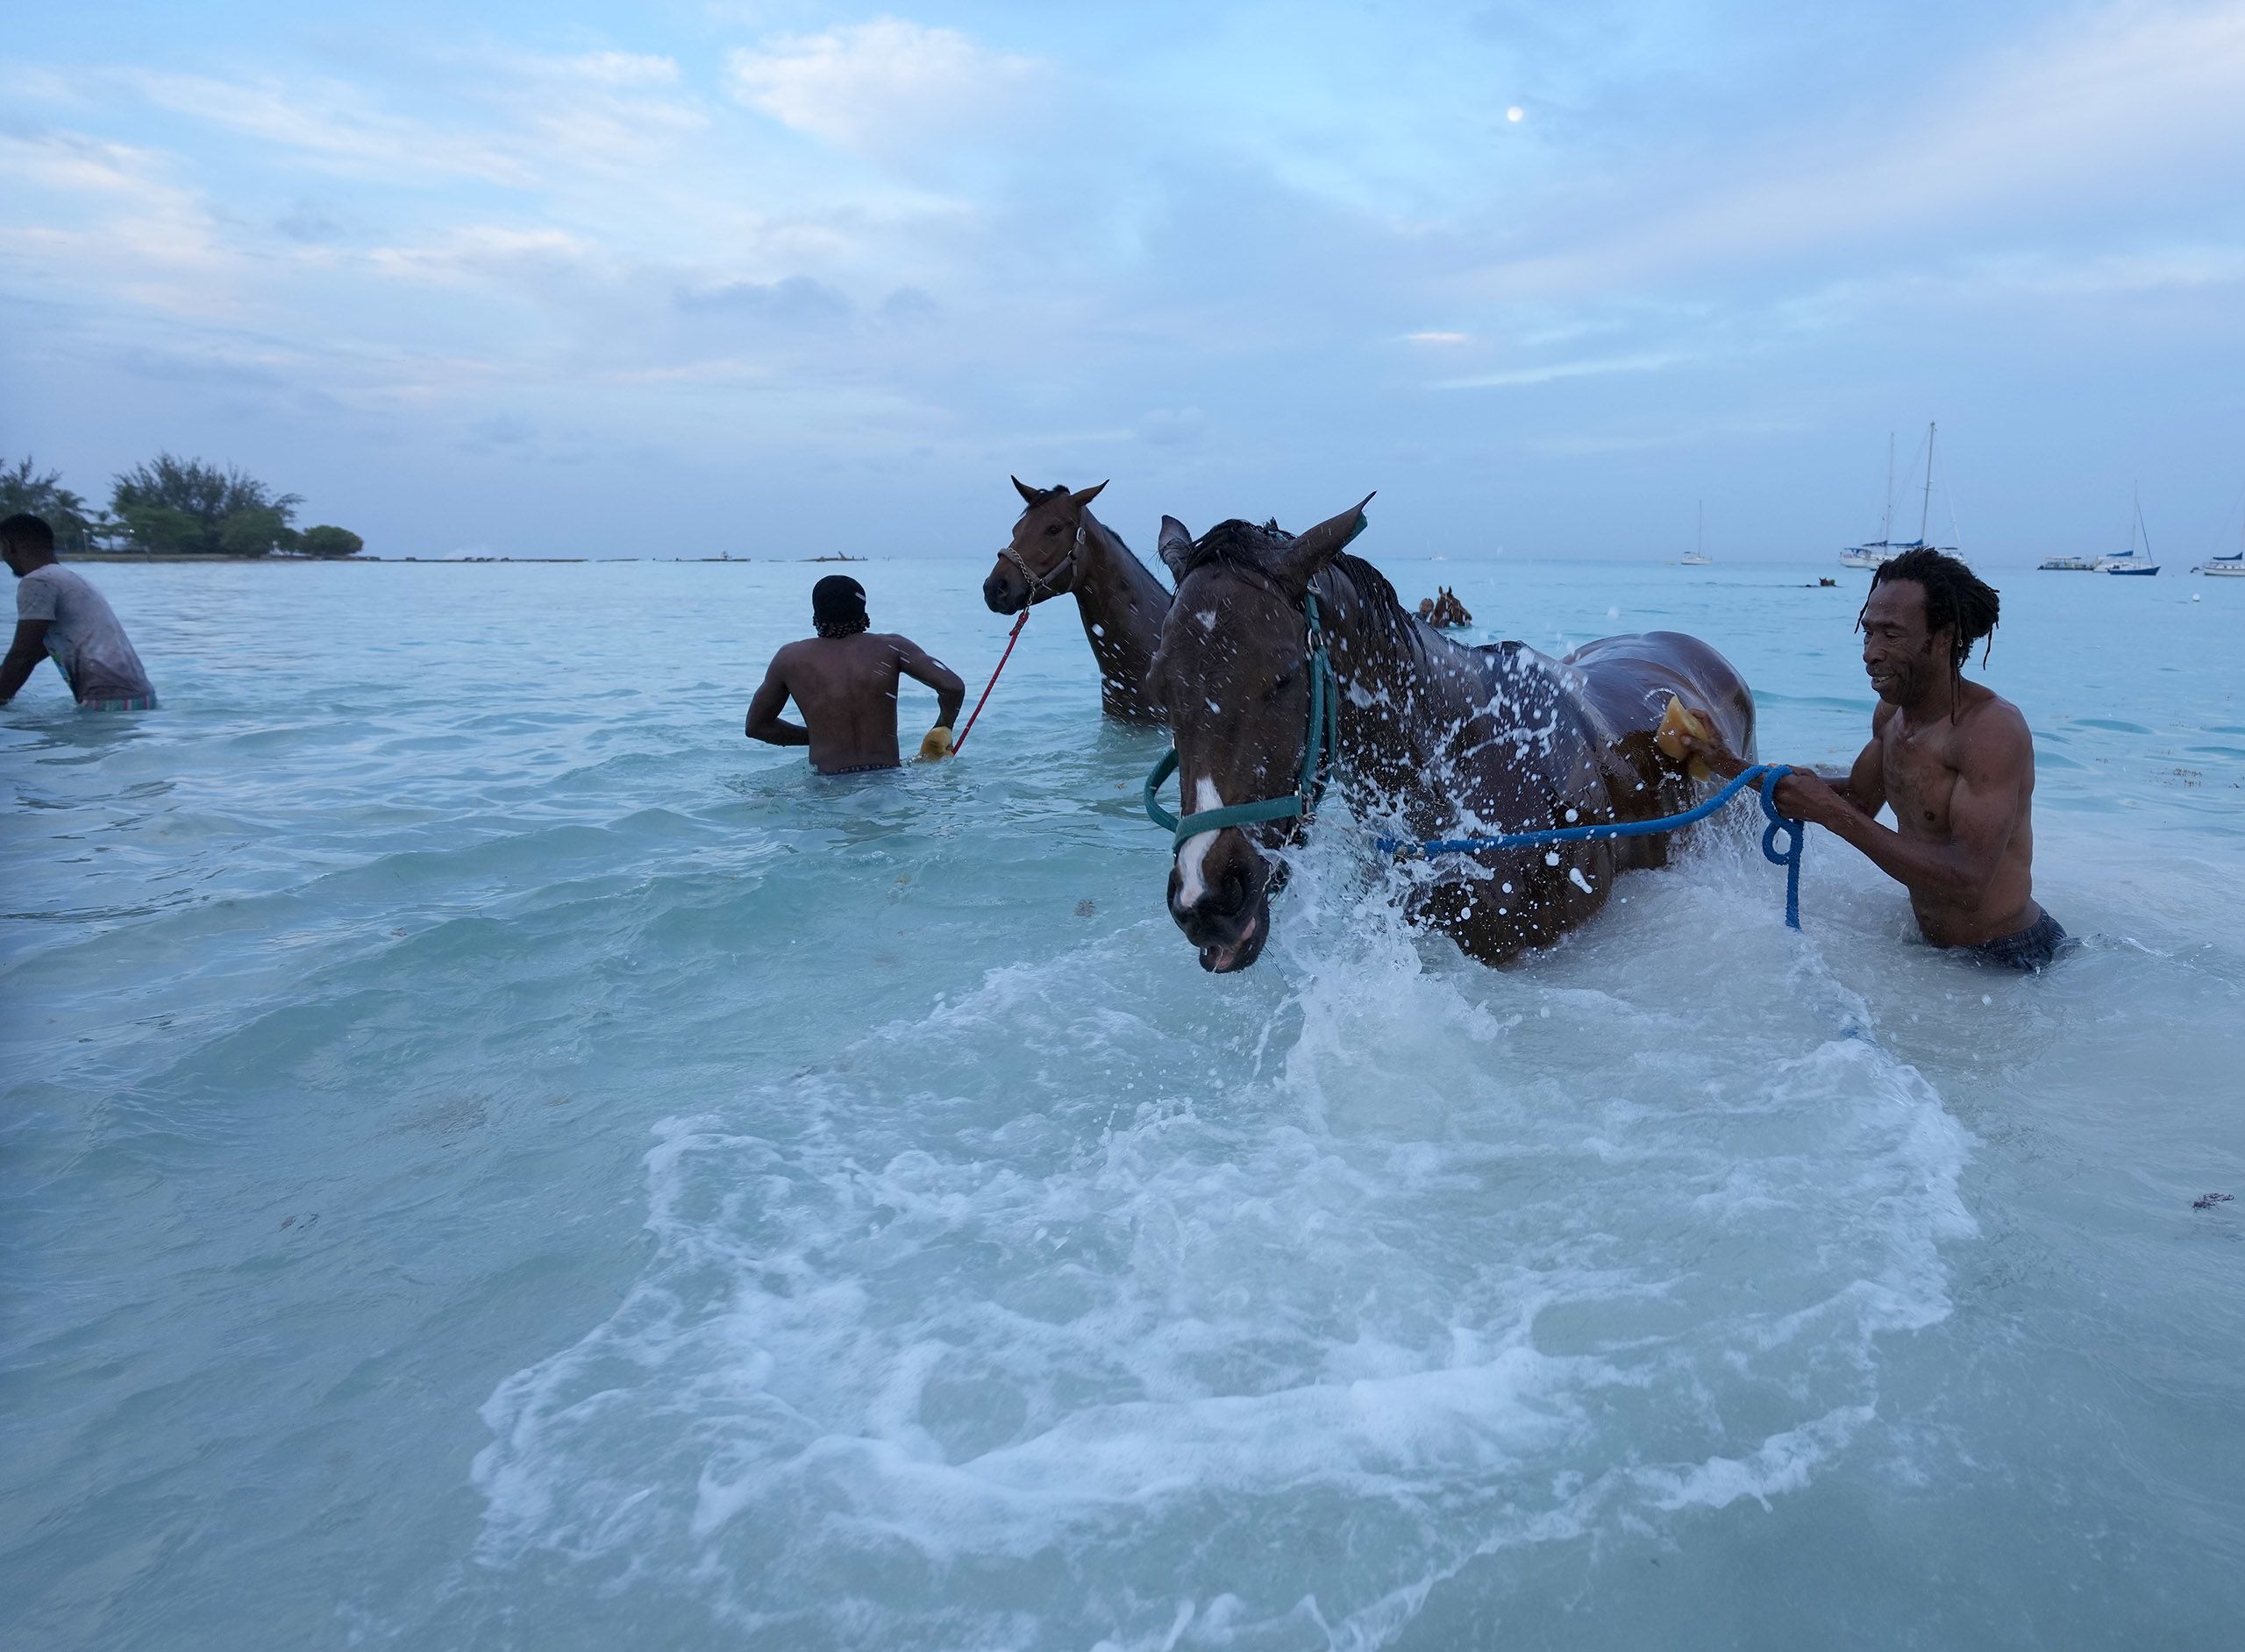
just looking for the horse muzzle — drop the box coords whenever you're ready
[982,565,1028,615]
[1169,852,1275,973]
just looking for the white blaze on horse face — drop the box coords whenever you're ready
[1173,776,1226,908]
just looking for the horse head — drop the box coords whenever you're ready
[1144,494,1373,972]
[983,477,1107,614]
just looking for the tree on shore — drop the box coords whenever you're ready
[110,453,304,557]
[0,456,98,553]
[298,525,365,559]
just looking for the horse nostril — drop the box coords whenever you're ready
[1218,864,1250,915]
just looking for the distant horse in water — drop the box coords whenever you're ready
[983,479,1170,724]
[1146,501,1757,972]
[1417,586,1472,629]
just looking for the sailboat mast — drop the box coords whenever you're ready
[1881,433,1894,545]
[1918,422,1936,545]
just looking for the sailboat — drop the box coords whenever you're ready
[1680,500,1711,565]
[1841,424,1956,570]
[2195,504,2244,576]
[2096,489,2159,575]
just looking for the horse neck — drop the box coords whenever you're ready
[1316,562,1558,827]
[1068,509,1169,680]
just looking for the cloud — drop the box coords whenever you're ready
[674,274,853,326]
[1433,350,1689,390]
[275,201,346,244]
[725,19,1047,160]
[121,70,529,184]
[0,128,243,315]
[1469,0,2245,301]
[564,51,680,87]
[467,414,538,450]
[366,226,599,287]
[1137,407,1209,448]
[878,286,940,325]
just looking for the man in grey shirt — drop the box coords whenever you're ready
[2,513,159,710]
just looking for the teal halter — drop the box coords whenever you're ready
[1144,590,1342,848]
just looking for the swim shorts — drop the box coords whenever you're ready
[1965,910,2069,972]
[77,693,160,712]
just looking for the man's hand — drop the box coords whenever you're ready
[1,617,50,703]
[918,725,955,760]
[1768,770,1856,828]
[1678,730,1749,781]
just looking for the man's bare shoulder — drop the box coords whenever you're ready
[764,637,824,676]
[1956,685,2033,763]
[1872,700,1899,735]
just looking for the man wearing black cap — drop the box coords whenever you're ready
[745,574,965,773]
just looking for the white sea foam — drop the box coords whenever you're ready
[474,830,1975,1648]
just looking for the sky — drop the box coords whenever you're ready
[4,0,2243,562]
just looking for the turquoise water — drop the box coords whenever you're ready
[4,557,2241,1649]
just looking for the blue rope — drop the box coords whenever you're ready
[1372,763,1807,930]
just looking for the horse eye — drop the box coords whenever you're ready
[1044,523,1063,536]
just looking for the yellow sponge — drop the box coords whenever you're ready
[1655,696,1714,780]
[918,725,956,760]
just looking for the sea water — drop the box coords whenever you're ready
[3,557,2241,1650]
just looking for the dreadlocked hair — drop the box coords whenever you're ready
[1862,546,1999,715]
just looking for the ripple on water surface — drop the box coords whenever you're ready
[470,851,1975,1649]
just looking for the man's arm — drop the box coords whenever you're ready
[0,618,51,703]
[1837,719,1889,818]
[1678,716,1883,821]
[894,637,966,730]
[744,655,808,746]
[1783,709,2030,899]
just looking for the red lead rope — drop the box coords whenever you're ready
[952,607,1031,752]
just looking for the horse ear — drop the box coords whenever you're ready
[1070,481,1107,509]
[1271,493,1374,588]
[1158,516,1196,580]
[1011,475,1041,506]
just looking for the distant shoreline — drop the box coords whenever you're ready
[60,553,865,566]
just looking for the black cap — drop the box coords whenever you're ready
[811,574,867,636]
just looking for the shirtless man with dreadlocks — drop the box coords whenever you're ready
[1686,546,2065,970]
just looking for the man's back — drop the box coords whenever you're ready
[745,594,966,774]
[18,565,154,702]
[773,633,914,773]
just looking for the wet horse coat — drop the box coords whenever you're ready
[1149,506,1757,971]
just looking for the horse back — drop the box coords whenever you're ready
[1562,630,1755,754]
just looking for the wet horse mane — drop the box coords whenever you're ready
[1180,519,1425,660]
[1014,483,1072,522]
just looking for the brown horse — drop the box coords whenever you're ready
[1146,502,1757,972]
[1417,586,1472,629]
[982,479,1170,724]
